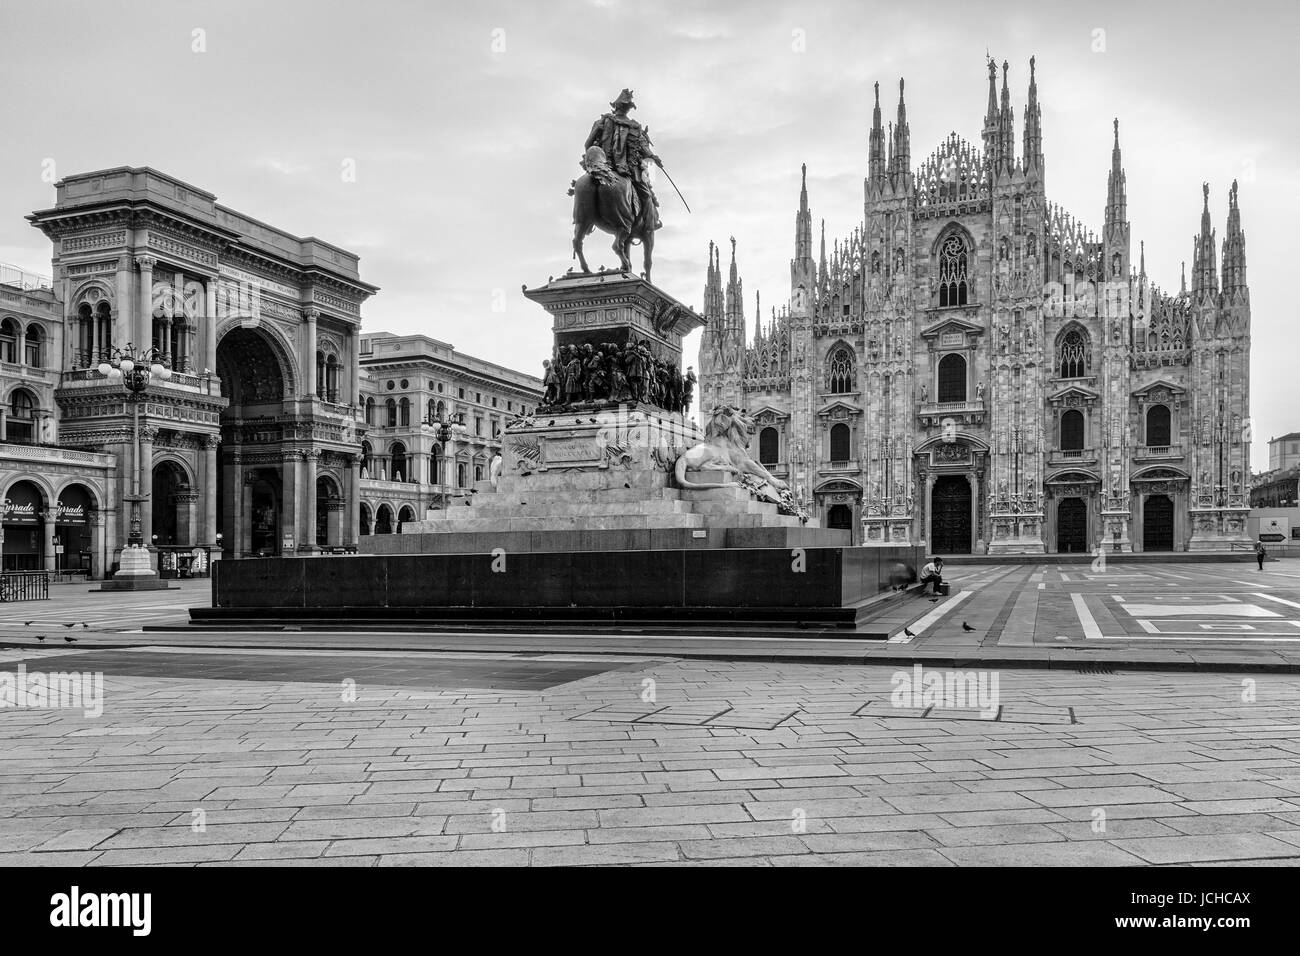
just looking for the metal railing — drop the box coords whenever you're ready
[0,570,50,602]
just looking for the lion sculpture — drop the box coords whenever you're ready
[674,405,807,519]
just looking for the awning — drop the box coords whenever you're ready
[56,485,93,524]
[2,481,42,524]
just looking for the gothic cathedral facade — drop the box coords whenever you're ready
[698,59,1252,554]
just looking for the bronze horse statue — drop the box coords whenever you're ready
[571,146,655,282]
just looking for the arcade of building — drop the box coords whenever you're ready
[0,166,540,578]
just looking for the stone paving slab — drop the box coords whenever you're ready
[2,641,1300,866]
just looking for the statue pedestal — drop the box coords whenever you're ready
[862,514,915,547]
[1101,509,1132,553]
[524,271,704,378]
[987,512,1047,555]
[1188,506,1252,551]
[97,544,173,591]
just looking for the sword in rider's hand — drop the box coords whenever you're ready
[652,157,691,214]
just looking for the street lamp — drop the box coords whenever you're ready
[96,343,172,546]
[429,413,468,494]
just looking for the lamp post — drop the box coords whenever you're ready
[428,412,468,498]
[96,343,172,547]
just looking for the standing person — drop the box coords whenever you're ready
[919,556,944,594]
[1257,540,1267,571]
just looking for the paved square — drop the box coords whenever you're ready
[3,565,1300,866]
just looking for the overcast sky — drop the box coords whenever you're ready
[1,0,1293,469]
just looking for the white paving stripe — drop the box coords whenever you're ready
[1071,592,1103,640]
[889,589,974,644]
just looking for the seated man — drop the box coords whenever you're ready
[919,556,944,594]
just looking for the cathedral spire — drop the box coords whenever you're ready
[703,240,723,329]
[1105,118,1127,227]
[1180,260,1187,295]
[997,60,1015,172]
[892,77,911,190]
[753,290,762,346]
[983,56,998,131]
[1222,178,1247,296]
[1023,55,1043,173]
[794,162,812,262]
[818,218,828,290]
[1192,183,1218,296]
[725,236,745,336]
[868,81,885,186]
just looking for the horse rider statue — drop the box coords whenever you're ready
[584,88,662,232]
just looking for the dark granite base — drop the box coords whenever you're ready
[359,525,851,556]
[199,545,921,636]
[93,578,177,592]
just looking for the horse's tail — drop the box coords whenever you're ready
[674,454,729,490]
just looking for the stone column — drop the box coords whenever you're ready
[175,491,198,546]
[42,515,55,573]
[301,450,318,552]
[90,510,104,580]
[222,452,240,557]
[303,308,319,398]
[327,496,344,548]
[239,469,253,557]
[204,435,220,544]
[205,280,218,375]
[139,426,157,548]
[135,256,156,351]
[115,255,133,350]
[346,454,361,547]
[280,451,300,555]
[922,471,935,551]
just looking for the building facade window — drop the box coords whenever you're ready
[758,427,779,466]
[0,318,17,364]
[937,234,969,307]
[23,324,43,367]
[827,347,855,394]
[1060,409,1085,450]
[1146,404,1171,446]
[937,353,967,403]
[390,442,409,482]
[7,388,38,443]
[1058,327,1089,378]
[829,422,851,462]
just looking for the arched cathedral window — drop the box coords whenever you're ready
[937,235,969,307]
[1057,328,1089,378]
[827,347,855,394]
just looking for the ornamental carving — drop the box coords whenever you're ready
[933,442,970,464]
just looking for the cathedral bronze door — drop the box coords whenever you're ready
[826,504,853,531]
[931,475,971,554]
[1057,497,1087,553]
[1144,494,1174,552]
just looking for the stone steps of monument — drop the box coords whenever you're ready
[496,471,675,493]
[701,513,805,529]
[687,499,783,518]
[456,486,685,505]
[434,499,695,519]
[410,514,706,533]
[677,485,759,504]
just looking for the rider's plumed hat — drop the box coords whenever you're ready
[610,88,636,110]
